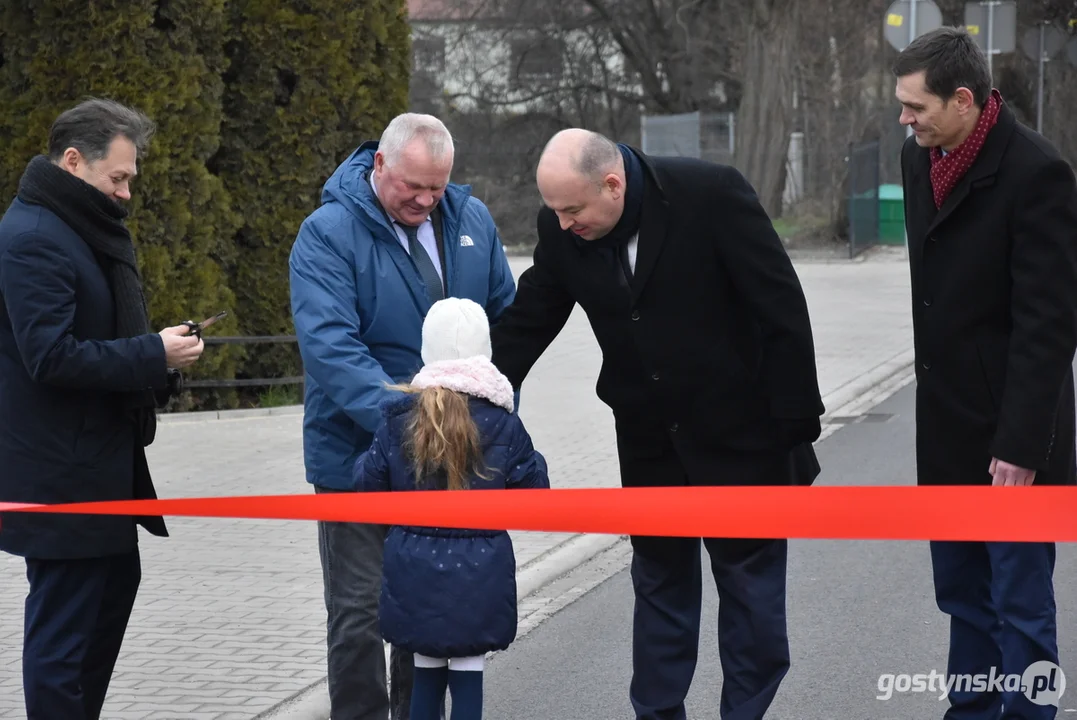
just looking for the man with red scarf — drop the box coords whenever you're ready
[894,27,1077,720]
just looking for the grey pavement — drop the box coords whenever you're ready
[0,248,916,719]
[483,378,1077,719]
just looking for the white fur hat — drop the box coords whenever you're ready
[421,297,493,364]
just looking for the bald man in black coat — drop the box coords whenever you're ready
[491,128,823,720]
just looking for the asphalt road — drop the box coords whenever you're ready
[482,380,1077,719]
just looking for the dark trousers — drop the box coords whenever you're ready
[629,535,790,720]
[930,540,1061,720]
[22,548,141,720]
[619,442,792,720]
[316,486,413,720]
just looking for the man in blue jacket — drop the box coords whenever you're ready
[289,113,516,720]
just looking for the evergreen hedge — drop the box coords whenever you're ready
[215,0,411,393]
[0,1,412,409]
[0,0,242,408]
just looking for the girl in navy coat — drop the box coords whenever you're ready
[352,297,550,720]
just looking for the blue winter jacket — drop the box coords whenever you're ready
[289,141,516,489]
[352,393,550,658]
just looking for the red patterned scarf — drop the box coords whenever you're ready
[929,88,1003,208]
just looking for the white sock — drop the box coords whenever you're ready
[448,655,484,672]
[414,653,449,669]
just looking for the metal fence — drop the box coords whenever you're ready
[846,139,880,258]
[640,111,735,165]
[182,336,303,390]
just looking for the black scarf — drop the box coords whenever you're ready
[17,155,158,439]
[571,144,645,284]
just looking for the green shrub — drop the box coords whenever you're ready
[0,0,242,409]
[215,0,411,393]
[0,1,413,410]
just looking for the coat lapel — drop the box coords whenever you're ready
[628,152,671,303]
[430,203,452,297]
[925,104,1017,238]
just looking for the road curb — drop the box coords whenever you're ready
[820,348,915,420]
[515,533,626,601]
[157,404,303,423]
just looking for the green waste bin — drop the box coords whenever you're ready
[878,184,905,244]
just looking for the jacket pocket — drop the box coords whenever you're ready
[973,335,1006,412]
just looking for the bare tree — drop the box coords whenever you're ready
[793,0,893,227]
[407,0,1076,245]
[574,0,746,113]
[733,0,799,216]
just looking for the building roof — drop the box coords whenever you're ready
[407,0,592,23]
[407,0,490,21]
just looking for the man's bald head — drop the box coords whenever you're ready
[535,128,628,241]
[538,128,623,187]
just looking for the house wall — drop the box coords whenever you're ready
[408,20,641,115]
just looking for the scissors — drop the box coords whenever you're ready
[182,311,227,339]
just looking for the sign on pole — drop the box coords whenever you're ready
[884,0,943,52]
[1021,23,1067,61]
[964,1,1018,74]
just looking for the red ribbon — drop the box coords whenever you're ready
[1,486,1075,542]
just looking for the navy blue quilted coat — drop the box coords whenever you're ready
[352,392,550,658]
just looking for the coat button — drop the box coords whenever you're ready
[922,361,932,370]
[652,372,660,380]
[670,422,679,432]
[631,310,640,321]
[923,297,932,307]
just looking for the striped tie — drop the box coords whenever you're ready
[401,224,444,302]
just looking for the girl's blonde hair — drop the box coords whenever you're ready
[390,383,485,491]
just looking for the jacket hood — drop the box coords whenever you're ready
[377,386,506,421]
[320,140,474,232]
[320,141,384,231]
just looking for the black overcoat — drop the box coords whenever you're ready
[491,150,824,488]
[0,197,170,559]
[900,103,1077,486]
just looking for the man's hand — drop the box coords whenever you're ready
[990,457,1036,486]
[159,325,204,369]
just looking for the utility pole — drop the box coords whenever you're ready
[907,0,917,140]
[1037,22,1045,133]
[986,0,995,76]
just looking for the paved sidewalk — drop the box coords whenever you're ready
[0,248,913,719]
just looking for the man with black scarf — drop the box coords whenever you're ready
[0,98,204,719]
[490,129,823,720]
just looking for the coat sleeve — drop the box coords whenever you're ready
[503,415,551,490]
[0,232,167,391]
[713,166,825,426]
[993,157,1077,470]
[289,217,396,434]
[352,420,392,492]
[482,212,517,325]
[489,214,576,390]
